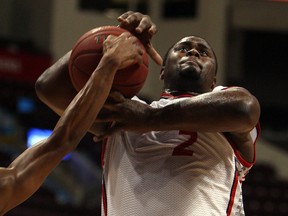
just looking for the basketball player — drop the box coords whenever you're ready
[0,32,142,215]
[35,11,261,216]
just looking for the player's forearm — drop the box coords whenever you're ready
[149,88,260,133]
[35,51,108,135]
[55,54,119,144]
[1,140,70,215]
[3,54,120,213]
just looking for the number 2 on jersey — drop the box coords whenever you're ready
[172,130,197,156]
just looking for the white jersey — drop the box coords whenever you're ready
[101,88,260,216]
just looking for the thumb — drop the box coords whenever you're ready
[145,43,163,66]
[109,91,126,103]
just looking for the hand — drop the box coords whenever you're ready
[94,92,153,140]
[118,11,163,65]
[103,32,143,69]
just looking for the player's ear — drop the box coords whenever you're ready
[159,67,165,80]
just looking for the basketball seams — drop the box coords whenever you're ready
[71,26,127,60]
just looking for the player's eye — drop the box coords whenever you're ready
[180,47,189,52]
[199,50,208,56]
[175,45,189,53]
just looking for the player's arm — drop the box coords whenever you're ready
[99,87,260,134]
[150,87,260,133]
[0,32,142,215]
[35,12,159,135]
[98,87,260,160]
[35,51,109,135]
[36,11,161,115]
[35,50,76,116]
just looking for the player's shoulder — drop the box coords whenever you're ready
[213,85,251,93]
[212,85,226,91]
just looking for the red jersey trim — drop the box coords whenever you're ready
[102,178,108,216]
[226,163,239,216]
[218,86,261,167]
[101,138,108,216]
[160,92,198,99]
[224,122,261,168]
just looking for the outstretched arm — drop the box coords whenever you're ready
[99,87,260,133]
[0,32,143,215]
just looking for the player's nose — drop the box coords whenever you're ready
[187,48,200,57]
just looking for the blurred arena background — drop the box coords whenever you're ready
[0,0,288,215]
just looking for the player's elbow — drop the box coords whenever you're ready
[238,95,260,131]
[35,71,48,103]
[228,87,260,130]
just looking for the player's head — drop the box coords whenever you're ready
[160,36,217,94]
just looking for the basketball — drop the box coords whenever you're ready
[68,26,149,98]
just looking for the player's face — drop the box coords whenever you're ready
[161,36,217,93]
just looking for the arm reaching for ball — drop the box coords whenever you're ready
[35,11,161,134]
[0,32,142,215]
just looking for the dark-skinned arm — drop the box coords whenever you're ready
[0,32,142,215]
[99,87,260,134]
[149,87,260,133]
[96,87,260,161]
[35,51,75,116]
[35,11,161,118]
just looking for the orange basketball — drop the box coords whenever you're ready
[68,26,149,98]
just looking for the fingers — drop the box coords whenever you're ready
[117,11,162,66]
[109,91,126,102]
[118,11,144,26]
[146,43,163,65]
[106,32,135,45]
[117,11,156,35]
[104,32,144,68]
[133,15,156,35]
[117,11,134,22]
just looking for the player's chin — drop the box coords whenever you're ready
[179,67,201,79]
